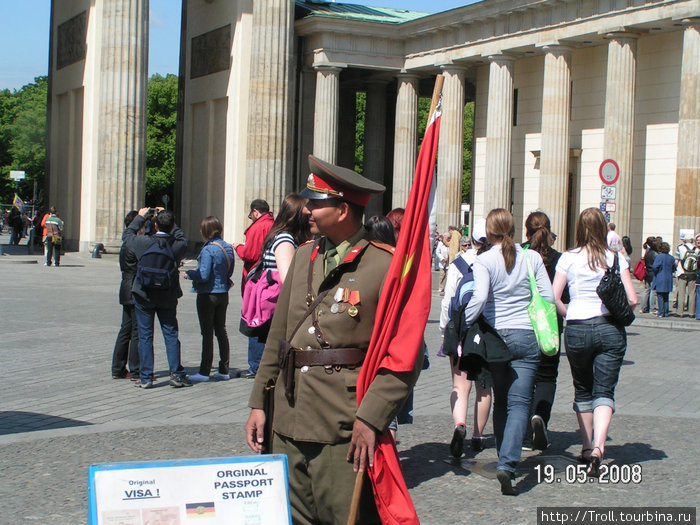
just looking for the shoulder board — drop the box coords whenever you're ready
[299,239,315,247]
[369,241,395,255]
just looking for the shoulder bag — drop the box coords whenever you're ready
[596,252,635,326]
[523,248,560,356]
[632,258,646,281]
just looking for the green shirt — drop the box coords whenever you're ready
[323,228,366,276]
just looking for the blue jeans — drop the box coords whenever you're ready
[564,320,626,413]
[695,284,699,319]
[134,297,185,383]
[490,329,540,474]
[248,336,265,374]
[656,292,669,317]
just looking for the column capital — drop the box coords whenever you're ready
[439,63,469,77]
[676,17,700,29]
[537,43,575,57]
[484,53,516,65]
[599,28,644,42]
[313,64,344,74]
[396,70,420,82]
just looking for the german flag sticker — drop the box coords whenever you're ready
[185,501,215,518]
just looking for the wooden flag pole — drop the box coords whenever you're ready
[345,72,444,525]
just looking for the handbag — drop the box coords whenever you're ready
[239,262,282,342]
[51,235,63,245]
[523,248,560,356]
[596,252,635,326]
[633,258,646,281]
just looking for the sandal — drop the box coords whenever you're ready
[577,448,592,463]
[586,447,603,478]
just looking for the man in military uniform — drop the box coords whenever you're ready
[246,155,422,524]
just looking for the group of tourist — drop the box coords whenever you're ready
[636,232,699,319]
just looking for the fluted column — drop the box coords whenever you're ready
[313,66,342,164]
[96,0,148,243]
[364,81,388,218]
[392,73,419,209]
[436,66,466,233]
[539,45,572,251]
[246,0,295,207]
[603,32,638,236]
[485,54,515,211]
[673,19,700,245]
[337,85,357,169]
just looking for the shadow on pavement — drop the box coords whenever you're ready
[0,411,92,435]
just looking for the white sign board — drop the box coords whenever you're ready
[601,185,616,200]
[10,170,25,180]
[88,455,291,525]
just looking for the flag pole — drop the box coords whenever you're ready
[345,72,444,525]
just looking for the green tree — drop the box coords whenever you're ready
[0,76,47,204]
[145,73,178,206]
[354,91,365,174]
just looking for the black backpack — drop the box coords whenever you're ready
[136,237,177,290]
[443,256,475,357]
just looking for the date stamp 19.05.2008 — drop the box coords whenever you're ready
[534,463,642,485]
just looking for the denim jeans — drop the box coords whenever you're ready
[196,293,230,375]
[45,238,61,266]
[564,320,626,413]
[696,284,700,320]
[248,336,265,375]
[134,297,185,383]
[656,292,669,317]
[490,329,540,474]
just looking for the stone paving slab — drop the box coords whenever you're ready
[1,249,698,524]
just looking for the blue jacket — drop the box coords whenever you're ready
[186,237,234,294]
[651,253,675,293]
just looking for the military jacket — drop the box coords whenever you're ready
[249,232,422,444]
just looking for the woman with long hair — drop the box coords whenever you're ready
[523,211,567,451]
[640,236,659,313]
[183,216,234,382]
[553,208,637,476]
[462,209,554,495]
[259,193,312,284]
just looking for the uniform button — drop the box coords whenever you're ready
[300,366,309,373]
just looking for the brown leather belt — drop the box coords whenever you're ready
[293,348,364,367]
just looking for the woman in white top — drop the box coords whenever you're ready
[552,208,637,477]
[462,209,554,495]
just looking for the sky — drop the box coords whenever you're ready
[0,0,475,91]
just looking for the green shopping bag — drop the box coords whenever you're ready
[523,248,559,356]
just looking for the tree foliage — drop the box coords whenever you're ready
[145,73,178,207]
[0,76,47,204]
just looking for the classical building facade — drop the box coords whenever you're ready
[48,0,699,251]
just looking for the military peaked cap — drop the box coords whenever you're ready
[301,155,385,207]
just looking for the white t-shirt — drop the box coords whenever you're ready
[555,248,630,321]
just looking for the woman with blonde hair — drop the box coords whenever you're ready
[553,208,637,476]
[183,216,234,382]
[462,208,554,494]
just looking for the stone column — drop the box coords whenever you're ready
[603,32,638,236]
[673,19,700,244]
[364,81,388,218]
[436,65,466,233]
[485,54,515,211]
[96,0,148,244]
[539,45,572,251]
[337,85,357,170]
[313,66,342,164]
[246,0,295,207]
[392,73,419,209]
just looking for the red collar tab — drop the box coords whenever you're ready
[342,246,365,264]
[310,242,322,262]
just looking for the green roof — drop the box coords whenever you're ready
[296,2,428,23]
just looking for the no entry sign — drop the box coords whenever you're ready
[599,159,619,185]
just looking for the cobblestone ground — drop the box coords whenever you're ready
[1,248,698,524]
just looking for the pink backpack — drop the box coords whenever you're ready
[239,265,282,341]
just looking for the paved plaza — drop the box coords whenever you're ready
[0,246,698,524]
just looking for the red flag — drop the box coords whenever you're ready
[356,76,443,524]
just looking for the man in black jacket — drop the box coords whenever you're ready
[123,208,191,389]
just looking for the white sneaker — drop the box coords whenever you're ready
[189,373,210,382]
[212,372,230,381]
